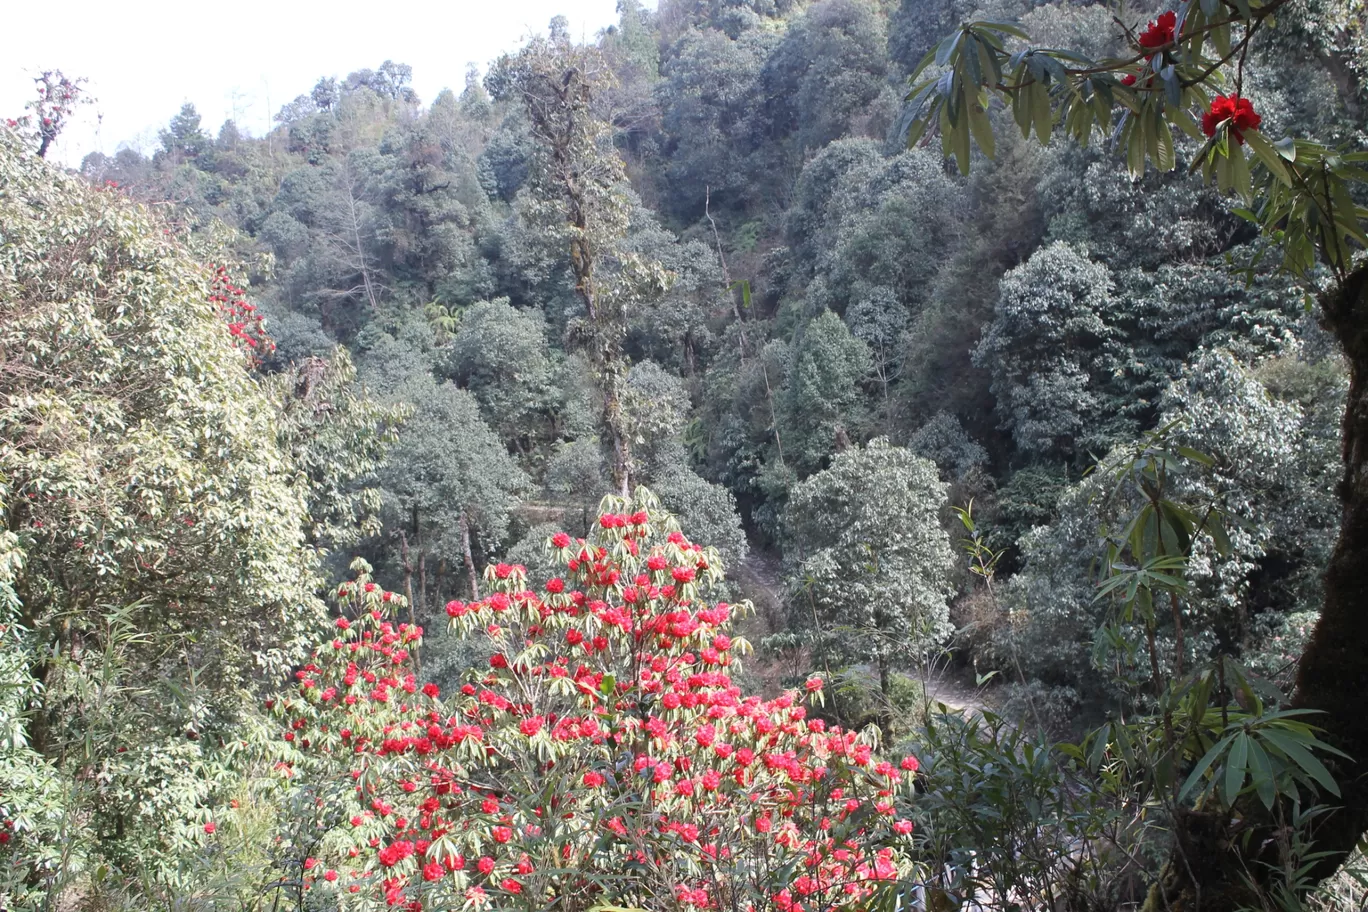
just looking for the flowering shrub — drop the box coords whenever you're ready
[265,490,918,910]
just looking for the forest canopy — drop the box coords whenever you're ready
[2,0,1367,907]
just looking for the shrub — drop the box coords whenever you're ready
[261,489,920,910]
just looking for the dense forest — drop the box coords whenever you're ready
[3,0,1368,908]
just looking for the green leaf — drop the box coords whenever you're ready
[1169,106,1204,141]
[1088,727,1109,771]
[1208,515,1232,556]
[1230,141,1253,202]
[951,100,973,173]
[1090,80,1114,129]
[1156,118,1176,172]
[909,45,940,82]
[1211,19,1232,58]
[935,30,966,68]
[1261,729,1341,797]
[599,673,616,696]
[1173,445,1215,466]
[1125,113,1146,177]
[969,19,1032,39]
[968,96,997,159]
[730,279,752,310]
[1225,733,1249,802]
[1180,732,1236,801]
[1160,65,1181,108]
[1246,736,1277,810]
[964,36,985,86]
[1244,129,1292,187]
[1031,82,1052,144]
[975,37,1002,87]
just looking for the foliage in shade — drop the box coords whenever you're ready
[785,439,956,677]
[0,128,349,897]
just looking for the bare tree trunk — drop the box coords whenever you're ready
[414,527,425,673]
[611,398,632,497]
[346,190,379,311]
[459,511,480,601]
[518,50,634,499]
[763,360,786,468]
[706,186,748,364]
[416,542,426,627]
[399,529,413,612]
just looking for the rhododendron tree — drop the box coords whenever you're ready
[0,129,403,905]
[264,490,920,910]
[4,69,88,159]
[209,263,275,364]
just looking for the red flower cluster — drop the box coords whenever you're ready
[1202,95,1262,144]
[208,264,274,365]
[6,71,87,154]
[262,498,919,910]
[1137,10,1177,49]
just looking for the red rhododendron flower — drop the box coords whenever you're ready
[1137,10,1176,49]
[270,501,918,909]
[1202,94,1262,144]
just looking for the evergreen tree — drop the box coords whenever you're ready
[785,439,956,695]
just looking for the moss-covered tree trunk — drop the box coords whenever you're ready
[1289,264,1368,878]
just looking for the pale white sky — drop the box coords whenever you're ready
[1,0,633,166]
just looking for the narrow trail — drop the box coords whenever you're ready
[734,548,996,718]
[920,669,993,717]
[731,546,787,636]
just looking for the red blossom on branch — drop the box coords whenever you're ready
[258,495,920,909]
[1202,95,1262,145]
[1137,10,1177,49]
[207,264,274,365]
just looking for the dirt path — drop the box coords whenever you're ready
[919,668,994,717]
[734,547,999,719]
[731,546,787,636]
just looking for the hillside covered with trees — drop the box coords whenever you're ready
[3,0,1368,907]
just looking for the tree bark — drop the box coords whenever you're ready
[417,542,426,628]
[415,531,426,673]
[1288,264,1368,879]
[459,511,480,601]
[399,528,413,613]
[610,395,632,497]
